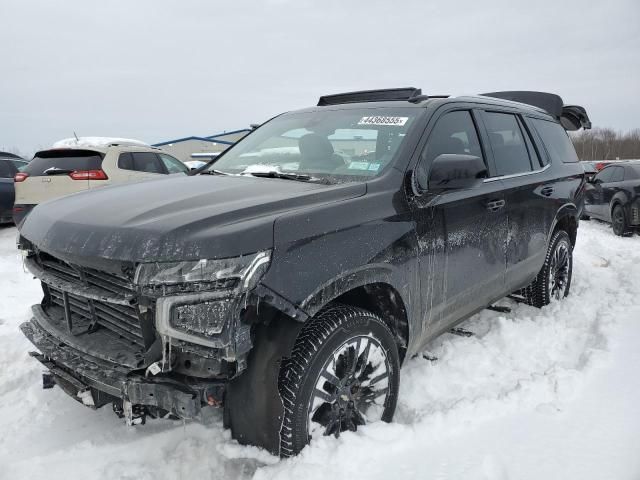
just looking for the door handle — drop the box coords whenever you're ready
[541,186,554,197]
[486,199,505,212]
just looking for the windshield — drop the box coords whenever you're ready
[208,107,421,183]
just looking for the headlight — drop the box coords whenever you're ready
[135,250,271,291]
[171,300,230,336]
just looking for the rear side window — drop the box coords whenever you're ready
[24,150,103,176]
[0,160,17,178]
[627,165,640,179]
[483,112,532,176]
[118,152,165,174]
[610,166,624,182]
[530,118,579,163]
[159,153,189,174]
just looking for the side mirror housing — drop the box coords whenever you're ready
[426,154,487,192]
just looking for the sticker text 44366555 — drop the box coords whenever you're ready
[357,116,409,127]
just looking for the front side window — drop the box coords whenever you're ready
[159,154,189,174]
[208,107,421,184]
[416,110,484,190]
[484,112,532,176]
[530,118,579,163]
[594,167,614,183]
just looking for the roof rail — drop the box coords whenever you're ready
[317,87,423,106]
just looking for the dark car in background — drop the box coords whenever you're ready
[0,152,28,224]
[17,88,590,457]
[583,161,640,235]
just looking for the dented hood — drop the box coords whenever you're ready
[20,174,365,265]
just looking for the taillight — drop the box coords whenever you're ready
[14,172,29,182]
[69,169,108,180]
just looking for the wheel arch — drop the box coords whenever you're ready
[550,204,579,246]
[299,267,411,364]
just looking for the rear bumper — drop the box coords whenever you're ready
[20,306,224,419]
[13,203,36,227]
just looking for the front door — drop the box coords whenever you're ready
[411,109,507,337]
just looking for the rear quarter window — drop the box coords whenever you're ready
[24,150,103,176]
[530,118,579,163]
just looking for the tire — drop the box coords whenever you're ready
[278,304,400,457]
[521,230,573,308]
[611,204,632,236]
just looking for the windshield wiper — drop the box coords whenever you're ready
[243,171,319,182]
[198,169,228,176]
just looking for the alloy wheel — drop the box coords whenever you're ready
[547,240,570,301]
[307,336,391,438]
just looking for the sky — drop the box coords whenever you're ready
[1,0,639,156]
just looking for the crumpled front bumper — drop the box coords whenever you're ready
[21,306,222,419]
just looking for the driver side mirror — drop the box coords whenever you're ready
[425,154,487,192]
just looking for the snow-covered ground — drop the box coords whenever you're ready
[1,221,639,480]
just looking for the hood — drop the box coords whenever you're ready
[20,174,365,265]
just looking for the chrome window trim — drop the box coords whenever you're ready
[484,163,551,183]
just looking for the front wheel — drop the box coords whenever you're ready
[278,305,400,457]
[521,230,573,308]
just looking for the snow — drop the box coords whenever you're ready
[1,221,639,479]
[52,137,149,148]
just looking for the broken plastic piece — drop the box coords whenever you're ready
[77,389,95,407]
[145,361,162,377]
[449,328,474,337]
[486,305,512,313]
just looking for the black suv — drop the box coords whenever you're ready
[18,89,590,456]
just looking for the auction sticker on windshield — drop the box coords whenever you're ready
[358,116,408,126]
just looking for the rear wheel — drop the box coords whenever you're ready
[278,305,400,457]
[521,230,573,308]
[612,204,632,236]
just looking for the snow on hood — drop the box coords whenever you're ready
[52,137,149,148]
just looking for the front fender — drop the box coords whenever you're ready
[299,264,399,317]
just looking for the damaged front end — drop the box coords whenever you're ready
[18,240,281,422]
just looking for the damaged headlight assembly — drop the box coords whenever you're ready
[135,251,271,348]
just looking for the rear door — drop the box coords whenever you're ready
[15,149,103,205]
[478,110,555,290]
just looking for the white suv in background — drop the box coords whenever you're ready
[13,138,189,225]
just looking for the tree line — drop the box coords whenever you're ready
[571,128,640,161]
